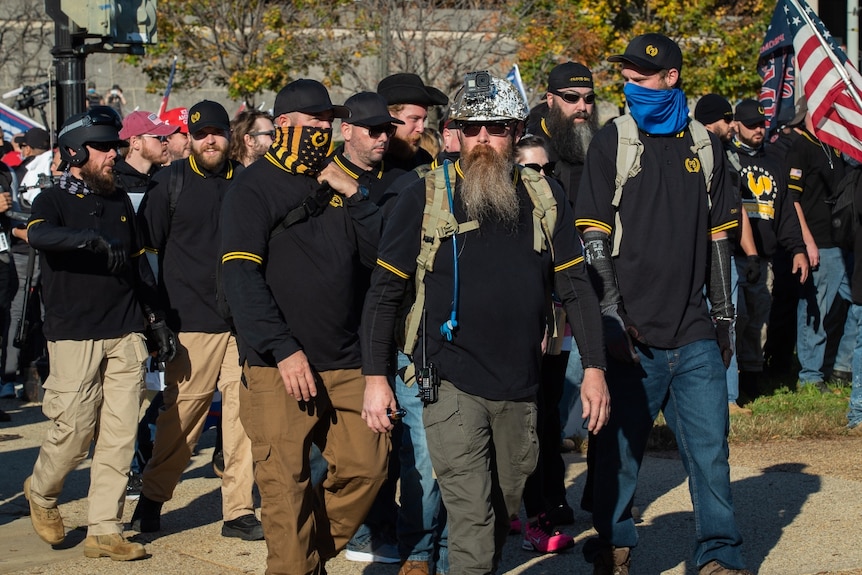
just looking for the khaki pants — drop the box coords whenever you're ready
[30,334,148,536]
[142,332,254,521]
[240,365,389,575]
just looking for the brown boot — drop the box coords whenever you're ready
[398,559,430,575]
[23,476,65,544]
[698,559,753,575]
[593,546,631,575]
[83,533,146,561]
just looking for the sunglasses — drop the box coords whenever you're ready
[551,90,596,105]
[458,122,514,137]
[87,141,118,152]
[249,130,276,138]
[142,134,168,143]
[523,162,555,174]
[361,124,398,139]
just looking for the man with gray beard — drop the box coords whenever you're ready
[360,71,609,574]
[529,62,601,207]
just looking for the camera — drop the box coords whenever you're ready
[13,82,50,112]
[464,71,491,98]
[416,362,440,405]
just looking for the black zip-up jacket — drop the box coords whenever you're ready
[27,178,158,341]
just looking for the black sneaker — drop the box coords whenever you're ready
[126,472,143,500]
[222,514,264,541]
[545,503,575,526]
[130,494,162,532]
[212,450,225,478]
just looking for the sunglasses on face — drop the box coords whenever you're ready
[361,124,398,139]
[551,90,596,105]
[142,134,168,143]
[87,141,118,153]
[458,121,514,137]
[523,162,555,174]
[249,130,276,138]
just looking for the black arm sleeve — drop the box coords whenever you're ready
[555,263,606,370]
[707,237,734,319]
[361,266,409,375]
[346,197,383,269]
[582,229,622,310]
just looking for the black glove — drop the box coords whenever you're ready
[601,304,641,364]
[147,318,177,368]
[744,255,761,284]
[715,318,734,369]
[88,235,128,275]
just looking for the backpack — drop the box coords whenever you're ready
[828,165,862,251]
[400,161,558,356]
[610,115,714,256]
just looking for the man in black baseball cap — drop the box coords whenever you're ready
[734,98,767,129]
[219,79,388,575]
[576,33,751,575]
[694,93,735,143]
[377,72,448,169]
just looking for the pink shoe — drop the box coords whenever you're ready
[508,517,521,535]
[521,513,574,553]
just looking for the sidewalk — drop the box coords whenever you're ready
[1,397,860,575]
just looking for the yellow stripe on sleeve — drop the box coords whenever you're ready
[27,219,44,229]
[222,251,264,265]
[376,259,410,279]
[710,220,739,235]
[575,219,612,234]
[554,256,584,273]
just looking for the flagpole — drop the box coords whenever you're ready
[788,0,862,112]
[157,55,178,118]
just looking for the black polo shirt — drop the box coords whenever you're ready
[575,120,738,349]
[329,146,406,209]
[139,155,241,333]
[220,157,381,369]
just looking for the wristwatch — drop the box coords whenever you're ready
[348,184,369,204]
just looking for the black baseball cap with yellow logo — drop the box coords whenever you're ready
[188,100,230,133]
[608,33,683,72]
[735,99,767,127]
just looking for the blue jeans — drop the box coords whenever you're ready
[726,256,740,404]
[588,339,745,570]
[396,352,448,574]
[560,338,585,437]
[798,247,851,384]
[849,304,862,428]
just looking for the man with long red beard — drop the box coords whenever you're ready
[23,106,175,561]
[131,100,262,541]
[360,72,610,575]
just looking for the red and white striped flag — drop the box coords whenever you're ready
[779,0,862,161]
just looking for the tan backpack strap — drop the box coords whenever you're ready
[518,166,557,261]
[611,115,643,257]
[688,119,714,207]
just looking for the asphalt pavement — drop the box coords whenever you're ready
[1,395,860,575]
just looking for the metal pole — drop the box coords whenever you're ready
[45,0,86,125]
[849,0,860,69]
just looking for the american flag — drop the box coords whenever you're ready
[759,0,862,162]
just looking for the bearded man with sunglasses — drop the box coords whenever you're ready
[23,106,176,561]
[220,79,389,575]
[132,100,261,541]
[361,71,609,575]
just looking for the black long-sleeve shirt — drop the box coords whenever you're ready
[139,156,240,333]
[362,163,605,401]
[28,177,157,341]
[220,159,381,369]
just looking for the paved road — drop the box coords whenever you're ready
[1,397,860,575]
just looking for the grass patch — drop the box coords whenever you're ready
[646,373,855,450]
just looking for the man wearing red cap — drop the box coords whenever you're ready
[159,107,191,164]
[114,111,178,211]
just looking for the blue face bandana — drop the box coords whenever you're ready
[623,83,690,135]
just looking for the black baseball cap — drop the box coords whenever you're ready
[273,79,350,118]
[188,100,230,133]
[694,94,733,125]
[343,92,404,127]
[377,73,448,107]
[735,99,767,127]
[24,127,50,150]
[548,62,593,91]
[608,33,683,72]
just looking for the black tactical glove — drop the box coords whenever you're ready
[601,303,641,364]
[146,315,177,368]
[88,235,128,275]
[744,255,762,284]
[715,318,734,369]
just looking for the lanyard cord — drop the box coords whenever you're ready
[440,160,459,341]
